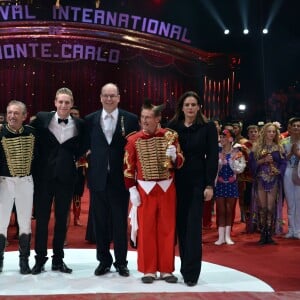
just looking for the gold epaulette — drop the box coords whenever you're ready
[165,128,176,134]
[125,131,137,139]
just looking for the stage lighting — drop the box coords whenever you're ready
[224,29,230,35]
[238,104,246,111]
[243,29,249,35]
[262,28,269,34]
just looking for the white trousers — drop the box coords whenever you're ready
[284,167,300,235]
[0,175,33,237]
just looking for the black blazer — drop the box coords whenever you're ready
[84,108,139,192]
[32,111,85,185]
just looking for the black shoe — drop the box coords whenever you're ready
[266,236,277,245]
[31,256,48,275]
[258,229,267,245]
[31,263,45,275]
[0,259,3,273]
[161,274,178,283]
[19,258,31,275]
[94,263,110,276]
[114,263,129,277]
[185,281,197,287]
[141,275,155,283]
[52,261,72,273]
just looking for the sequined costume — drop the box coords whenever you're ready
[249,144,287,234]
[215,148,246,198]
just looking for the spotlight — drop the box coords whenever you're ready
[243,29,249,35]
[224,29,230,35]
[238,104,246,111]
[262,28,269,34]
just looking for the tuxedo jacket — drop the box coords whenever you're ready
[31,111,85,185]
[84,108,139,192]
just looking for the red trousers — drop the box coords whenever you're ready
[137,183,176,274]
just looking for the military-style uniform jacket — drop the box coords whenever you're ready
[124,127,184,189]
[0,125,36,177]
[0,124,37,177]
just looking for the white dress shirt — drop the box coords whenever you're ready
[48,112,78,144]
[101,109,118,144]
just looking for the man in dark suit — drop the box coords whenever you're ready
[85,82,139,277]
[31,87,85,275]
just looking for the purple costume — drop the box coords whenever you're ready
[249,145,287,234]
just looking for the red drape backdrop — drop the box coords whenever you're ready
[0,55,203,119]
[0,21,237,120]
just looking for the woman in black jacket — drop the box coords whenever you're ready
[168,91,219,286]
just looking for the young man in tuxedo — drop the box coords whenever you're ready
[84,82,139,277]
[31,87,85,274]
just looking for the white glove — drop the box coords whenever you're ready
[166,145,177,162]
[128,206,138,247]
[129,186,141,207]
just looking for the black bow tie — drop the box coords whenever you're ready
[58,118,68,124]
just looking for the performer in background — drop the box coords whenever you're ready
[124,100,184,284]
[0,100,37,274]
[70,106,87,227]
[214,129,246,246]
[0,113,5,124]
[31,87,85,274]
[282,117,300,239]
[84,83,139,277]
[232,121,249,223]
[249,122,286,245]
[242,125,259,233]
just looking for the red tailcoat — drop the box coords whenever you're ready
[124,128,184,274]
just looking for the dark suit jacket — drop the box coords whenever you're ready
[85,108,139,192]
[31,111,85,185]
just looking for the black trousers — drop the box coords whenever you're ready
[90,174,129,267]
[176,183,204,283]
[34,179,74,262]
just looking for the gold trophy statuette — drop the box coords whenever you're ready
[163,130,178,169]
[260,149,279,176]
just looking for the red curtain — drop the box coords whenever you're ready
[0,55,203,119]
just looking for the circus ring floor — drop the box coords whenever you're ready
[0,249,273,296]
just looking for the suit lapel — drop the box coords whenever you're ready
[46,112,59,142]
[114,113,121,140]
[45,111,56,128]
[94,110,107,141]
[112,110,126,143]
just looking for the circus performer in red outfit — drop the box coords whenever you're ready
[124,100,184,284]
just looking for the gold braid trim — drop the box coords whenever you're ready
[136,136,170,180]
[1,134,35,177]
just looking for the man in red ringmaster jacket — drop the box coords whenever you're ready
[124,100,184,284]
